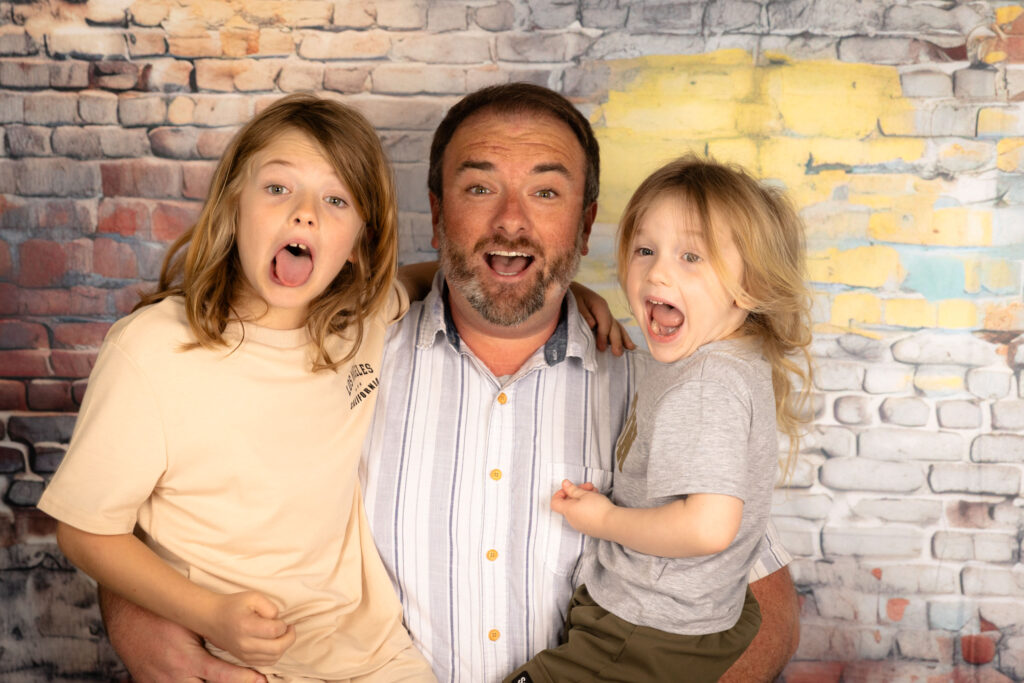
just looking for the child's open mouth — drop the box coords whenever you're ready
[272,242,313,287]
[647,299,684,337]
[486,250,533,277]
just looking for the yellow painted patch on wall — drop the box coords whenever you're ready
[830,292,883,328]
[808,246,903,288]
[884,298,937,328]
[937,300,979,329]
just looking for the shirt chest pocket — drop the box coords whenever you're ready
[539,463,614,577]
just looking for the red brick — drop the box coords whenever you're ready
[68,285,110,315]
[97,198,151,237]
[1,198,98,233]
[152,200,199,242]
[113,283,147,315]
[0,240,11,278]
[14,506,56,539]
[53,322,111,349]
[72,378,88,405]
[50,349,97,378]
[782,661,844,683]
[27,379,74,411]
[0,283,18,314]
[0,444,25,473]
[93,237,138,279]
[948,666,1015,683]
[221,25,259,57]
[886,597,909,621]
[101,158,182,198]
[168,33,222,58]
[182,161,215,199]
[0,349,51,377]
[17,240,67,287]
[0,320,48,350]
[197,128,233,159]
[0,379,27,409]
[961,633,998,665]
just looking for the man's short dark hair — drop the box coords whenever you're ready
[428,83,600,210]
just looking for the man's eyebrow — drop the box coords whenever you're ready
[454,160,572,177]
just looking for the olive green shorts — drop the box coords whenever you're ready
[504,584,761,683]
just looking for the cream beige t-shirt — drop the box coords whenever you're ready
[38,291,414,679]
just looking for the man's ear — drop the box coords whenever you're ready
[429,192,442,250]
[579,202,597,256]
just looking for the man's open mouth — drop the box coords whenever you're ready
[646,298,684,337]
[272,242,313,287]
[486,250,534,277]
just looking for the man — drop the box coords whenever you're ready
[100,84,800,682]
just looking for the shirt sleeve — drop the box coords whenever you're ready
[37,337,167,535]
[645,378,752,501]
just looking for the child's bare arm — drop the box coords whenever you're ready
[56,522,295,666]
[550,479,742,558]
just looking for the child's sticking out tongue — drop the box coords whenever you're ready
[650,301,684,335]
[273,245,313,287]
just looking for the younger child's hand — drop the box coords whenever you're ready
[550,479,614,538]
[204,591,296,667]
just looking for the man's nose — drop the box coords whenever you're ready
[494,192,528,235]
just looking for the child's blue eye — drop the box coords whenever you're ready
[683,252,701,263]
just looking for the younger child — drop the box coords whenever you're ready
[38,94,435,682]
[506,155,813,683]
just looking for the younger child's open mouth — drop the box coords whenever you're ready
[485,250,534,277]
[646,298,684,337]
[272,242,313,287]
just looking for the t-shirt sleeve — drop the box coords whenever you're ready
[646,378,752,501]
[36,338,167,535]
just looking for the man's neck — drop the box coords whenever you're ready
[446,288,564,378]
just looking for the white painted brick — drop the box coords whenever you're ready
[838,37,923,65]
[474,2,516,32]
[428,5,468,32]
[975,533,1018,562]
[856,626,897,659]
[900,70,952,98]
[332,1,375,29]
[298,30,391,60]
[371,64,466,94]
[375,0,427,30]
[931,530,974,561]
[878,595,928,629]
[858,428,963,462]
[118,93,166,126]
[916,102,979,138]
[394,163,429,212]
[814,361,864,391]
[627,1,704,32]
[380,131,431,164]
[772,516,818,556]
[822,525,923,558]
[929,463,1021,496]
[278,61,325,92]
[992,500,1024,526]
[820,457,925,493]
[991,400,1024,431]
[953,66,997,99]
[324,66,371,93]
[496,32,593,63]
[347,94,452,130]
[780,455,817,488]
[863,365,913,394]
[1003,635,1024,682]
[913,364,966,397]
[895,629,952,662]
[811,585,879,622]
[978,599,1024,630]
[962,565,1024,598]
[585,32,706,61]
[834,395,873,425]
[891,332,1001,366]
[804,425,856,458]
[853,498,942,524]
[879,397,929,427]
[971,433,1024,463]
[936,399,981,429]
[966,367,1012,400]
[772,492,832,520]
[391,33,491,63]
[399,211,434,254]
[927,598,977,630]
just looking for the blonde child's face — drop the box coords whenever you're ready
[625,195,748,364]
[234,129,363,330]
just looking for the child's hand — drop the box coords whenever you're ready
[203,591,296,667]
[550,479,614,538]
[570,282,636,356]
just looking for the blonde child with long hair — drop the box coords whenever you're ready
[38,94,435,682]
[506,155,813,683]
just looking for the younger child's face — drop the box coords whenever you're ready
[234,128,362,329]
[624,195,748,364]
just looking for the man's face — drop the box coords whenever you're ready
[431,111,594,327]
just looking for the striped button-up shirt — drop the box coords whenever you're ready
[360,275,790,683]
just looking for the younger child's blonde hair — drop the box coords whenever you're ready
[616,154,814,477]
[138,93,398,371]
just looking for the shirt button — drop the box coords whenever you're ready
[490,469,502,481]
[497,392,508,405]
[488,629,501,642]
[486,549,498,561]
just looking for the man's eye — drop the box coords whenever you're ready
[325,195,347,207]
[535,189,557,199]
[683,252,702,263]
[468,185,491,195]
[266,184,287,195]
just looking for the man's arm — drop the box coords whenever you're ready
[719,566,800,682]
[100,587,269,683]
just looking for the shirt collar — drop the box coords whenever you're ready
[416,270,598,371]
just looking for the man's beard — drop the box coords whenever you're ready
[437,215,583,327]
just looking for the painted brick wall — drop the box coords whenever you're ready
[2,1,1023,680]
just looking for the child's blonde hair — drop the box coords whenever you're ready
[616,154,814,477]
[138,93,398,371]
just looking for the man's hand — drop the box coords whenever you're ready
[99,587,269,683]
[570,281,636,355]
[202,592,296,667]
[550,479,615,537]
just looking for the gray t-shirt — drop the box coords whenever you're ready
[583,336,778,635]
